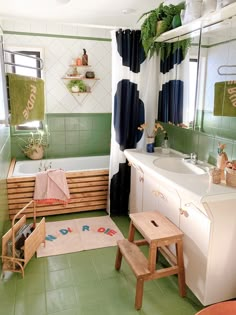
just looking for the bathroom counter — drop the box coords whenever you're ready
[125,147,236,306]
[124,148,236,207]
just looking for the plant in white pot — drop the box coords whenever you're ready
[67,80,87,93]
[18,128,50,160]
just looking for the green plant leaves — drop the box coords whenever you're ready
[139,1,190,58]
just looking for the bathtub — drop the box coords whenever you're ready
[7,155,110,219]
[12,155,110,177]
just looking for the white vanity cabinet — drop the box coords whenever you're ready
[179,202,211,304]
[125,149,236,306]
[129,163,144,213]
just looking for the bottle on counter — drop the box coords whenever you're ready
[161,131,170,154]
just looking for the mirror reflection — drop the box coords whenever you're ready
[157,30,200,129]
[196,16,236,139]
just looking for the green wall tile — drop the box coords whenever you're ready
[64,117,80,131]
[0,125,11,242]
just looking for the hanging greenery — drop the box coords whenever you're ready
[139,2,191,59]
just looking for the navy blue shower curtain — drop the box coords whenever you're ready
[108,30,146,216]
[158,44,184,124]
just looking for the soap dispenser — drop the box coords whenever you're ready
[162,131,170,154]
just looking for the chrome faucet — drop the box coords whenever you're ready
[38,160,52,172]
[190,152,198,165]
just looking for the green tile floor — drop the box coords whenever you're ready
[0,211,203,315]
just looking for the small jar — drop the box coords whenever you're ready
[210,167,221,184]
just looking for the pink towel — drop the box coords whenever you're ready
[34,169,70,204]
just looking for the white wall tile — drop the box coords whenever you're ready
[3,18,112,114]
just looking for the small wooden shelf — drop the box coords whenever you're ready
[71,91,91,94]
[69,65,91,67]
[62,76,99,80]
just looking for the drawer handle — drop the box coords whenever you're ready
[179,208,189,217]
[139,176,144,182]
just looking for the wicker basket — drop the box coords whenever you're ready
[225,167,236,187]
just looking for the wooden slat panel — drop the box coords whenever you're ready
[7,181,36,189]
[7,158,16,178]
[68,180,108,188]
[8,195,108,210]
[66,170,108,178]
[8,190,108,204]
[7,164,109,218]
[7,176,35,183]
[9,205,106,219]
[9,199,107,212]
[67,175,108,183]
[8,187,35,194]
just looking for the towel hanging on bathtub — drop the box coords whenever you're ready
[214,81,236,116]
[34,169,70,205]
[7,73,45,125]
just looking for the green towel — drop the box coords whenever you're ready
[214,81,236,116]
[7,73,45,125]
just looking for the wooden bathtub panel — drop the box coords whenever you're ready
[7,167,109,219]
[8,190,108,205]
[8,193,108,210]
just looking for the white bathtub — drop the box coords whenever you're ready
[12,155,110,177]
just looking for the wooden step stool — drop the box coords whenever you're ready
[115,211,186,310]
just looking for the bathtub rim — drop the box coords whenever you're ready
[8,156,110,178]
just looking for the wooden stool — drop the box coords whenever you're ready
[195,301,236,315]
[115,211,186,310]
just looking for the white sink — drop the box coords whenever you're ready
[153,157,208,175]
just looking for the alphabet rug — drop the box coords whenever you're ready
[37,216,124,257]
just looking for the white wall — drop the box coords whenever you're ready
[1,18,112,114]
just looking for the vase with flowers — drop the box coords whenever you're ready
[138,122,165,153]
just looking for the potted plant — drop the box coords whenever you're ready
[138,2,190,58]
[67,80,87,93]
[18,129,49,160]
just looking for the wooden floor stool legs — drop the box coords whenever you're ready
[115,211,186,310]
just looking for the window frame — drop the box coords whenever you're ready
[5,46,44,134]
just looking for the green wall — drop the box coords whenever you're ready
[157,122,236,165]
[0,125,11,245]
[11,113,111,160]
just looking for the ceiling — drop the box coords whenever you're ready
[0,0,162,29]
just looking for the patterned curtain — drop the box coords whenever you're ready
[108,29,158,215]
[158,44,189,124]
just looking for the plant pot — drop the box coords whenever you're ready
[71,85,79,93]
[25,145,44,160]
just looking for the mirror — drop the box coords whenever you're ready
[157,29,201,129]
[196,16,236,139]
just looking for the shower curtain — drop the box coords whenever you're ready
[158,43,189,125]
[108,29,159,215]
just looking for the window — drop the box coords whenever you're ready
[5,47,44,131]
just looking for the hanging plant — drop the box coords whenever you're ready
[138,2,191,59]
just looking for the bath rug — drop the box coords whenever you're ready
[36,216,124,257]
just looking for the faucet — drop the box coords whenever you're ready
[183,153,198,164]
[38,160,52,172]
[190,152,198,165]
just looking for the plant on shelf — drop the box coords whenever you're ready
[67,79,87,93]
[138,2,191,58]
[17,128,50,160]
